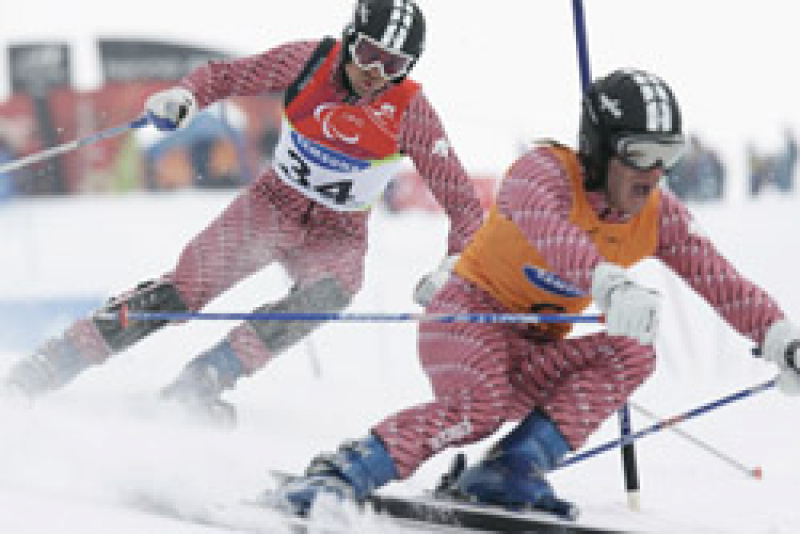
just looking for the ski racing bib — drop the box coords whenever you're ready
[273,115,404,211]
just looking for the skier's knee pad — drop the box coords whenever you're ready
[92,278,188,352]
[248,277,352,353]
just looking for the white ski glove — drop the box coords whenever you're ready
[591,262,662,346]
[413,255,459,307]
[761,319,800,395]
[145,87,198,131]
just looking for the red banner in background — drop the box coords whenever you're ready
[0,96,40,156]
[0,95,43,196]
[46,83,285,193]
[46,82,155,193]
[44,82,281,193]
[5,42,73,194]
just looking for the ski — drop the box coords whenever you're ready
[365,492,626,534]
[268,469,625,533]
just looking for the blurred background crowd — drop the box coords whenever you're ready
[0,40,795,209]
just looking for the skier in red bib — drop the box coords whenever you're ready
[275,69,800,518]
[3,0,483,423]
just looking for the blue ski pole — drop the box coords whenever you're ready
[556,379,776,470]
[0,116,150,174]
[103,309,604,327]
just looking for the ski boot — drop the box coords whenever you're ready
[160,340,244,427]
[437,410,579,520]
[272,433,397,517]
[3,336,94,402]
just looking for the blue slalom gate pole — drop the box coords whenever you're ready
[0,116,150,174]
[571,0,593,96]
[556,379,776,470]
[570,0,641,510]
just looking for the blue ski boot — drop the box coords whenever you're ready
[444,410,579,520]
[160,340,245,427]
[274,433,397,516]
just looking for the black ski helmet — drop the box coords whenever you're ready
[579,69,683,190]
[342,0,426,82]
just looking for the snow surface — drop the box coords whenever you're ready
[0,189,799,533]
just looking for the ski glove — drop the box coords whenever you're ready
[762,319,800,395]
[413,255,459,307]
[591,262,662,346]
[145,87,198,131]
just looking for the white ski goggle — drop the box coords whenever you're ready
[613,133,687,171]
[349,33,414,80]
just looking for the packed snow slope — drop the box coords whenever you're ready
[0,190,798,533]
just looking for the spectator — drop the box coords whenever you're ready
[667,134,725,202]
[748,129,797,196]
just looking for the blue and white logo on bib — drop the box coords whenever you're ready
[291,131,370,173]
[523,265,585,298]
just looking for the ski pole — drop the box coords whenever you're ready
[100,309,604,328]
[629,401,762,479]
[556,379,776,470]
[0,116,150,174]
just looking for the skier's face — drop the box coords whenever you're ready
[344,61,392,98]
[604,157,663,215]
